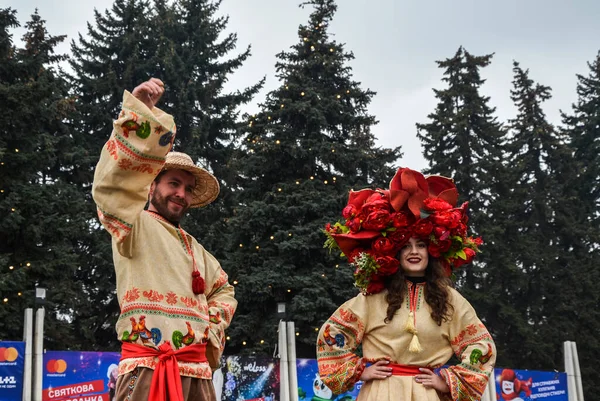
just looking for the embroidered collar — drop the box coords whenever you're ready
[145,209,180,227]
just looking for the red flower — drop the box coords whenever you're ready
[376,256,400,276]
[372,237,397,256]
[428,239,451,258]
[366,277,385,294]
[347,217,362,233]
[388,228,412,248]
[389,168,429,216]
[426,176,459,207]
[423,197,453,212]
[433,226,449,240]
[348,247,367,263]
[431,210,461,229]
[451,247,477,268]
[464,247,476,263]
[413,220,433,237]
[362,198,392,215]
[362,210,391,231]
[342,204,358,219]
[391,211,415,228]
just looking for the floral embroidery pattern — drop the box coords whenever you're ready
[123,288,140,303]
[143,290,164,302]
[97,208,132,242]
[180,296,198,308]
[106,139,118,160]
[166,292,178,305]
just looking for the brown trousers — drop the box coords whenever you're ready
[115,367,217,401]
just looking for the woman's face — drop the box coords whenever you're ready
[399,237,429,277]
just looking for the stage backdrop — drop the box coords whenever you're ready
[0,341,26,401]
[42,351,120,401]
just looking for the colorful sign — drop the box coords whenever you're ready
[219,356,280,401]
[495,368,568,401]
[42,351,121,401]
[0,341,26,401]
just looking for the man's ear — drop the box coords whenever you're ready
[149,181,156,197]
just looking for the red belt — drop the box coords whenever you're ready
[120,341,207,401]
[388,363,424,376]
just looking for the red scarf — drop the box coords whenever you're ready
[120,341,207,401]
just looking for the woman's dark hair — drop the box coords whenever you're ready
[384,259,454,326]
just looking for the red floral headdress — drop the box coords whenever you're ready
[323,167,482,295]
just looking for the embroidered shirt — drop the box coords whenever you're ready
[92,91,237,379]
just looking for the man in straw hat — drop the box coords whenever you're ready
[92,78,237,401]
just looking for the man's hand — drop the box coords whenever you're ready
[359,360,392,382]
[415,368,450,393]
[132,78,165,110]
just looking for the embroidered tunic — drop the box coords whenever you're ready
[92,91,237,379]
[316,282,495,400]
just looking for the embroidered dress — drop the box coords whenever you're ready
[316,282,495,401]
[92,91,237,379]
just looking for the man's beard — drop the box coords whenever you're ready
[149,190,189,223]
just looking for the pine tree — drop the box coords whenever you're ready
[223,0,401,356]
[562,52,600,222]
[487,62,575,369]
[415,47,507,305]
[557,53,600,399]
[0,9,88,348]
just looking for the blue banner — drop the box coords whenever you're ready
[42,351,121,401]
[495,368,568,401]
[0,341,26,401]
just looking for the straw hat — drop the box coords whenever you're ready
[162,152,220,208]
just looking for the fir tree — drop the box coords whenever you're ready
[223,0,401,356]
[0,9,88,348]
[557,53,600,398]
[415,47,507,305]
[562,52,600,222]
[487,62,573,369]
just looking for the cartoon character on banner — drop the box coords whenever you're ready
[307,374,354,401]
[107,364,118,401]
[498,369,533,401]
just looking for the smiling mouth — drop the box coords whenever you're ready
[407,258,421,263]
[169,200,185,208]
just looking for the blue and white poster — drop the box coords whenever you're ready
[42,351,121,401]
[495,368,568,401]
[0,341,26,401]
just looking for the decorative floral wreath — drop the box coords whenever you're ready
[324,167,482,295]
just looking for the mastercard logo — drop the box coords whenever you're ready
[0,347,19,362]
[47,359,67,373]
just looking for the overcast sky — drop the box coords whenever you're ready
[2,0,600,171]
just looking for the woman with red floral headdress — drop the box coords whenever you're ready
[317,168,496,401]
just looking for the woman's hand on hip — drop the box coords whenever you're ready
[360,360,392,382]
[415,368,450,393]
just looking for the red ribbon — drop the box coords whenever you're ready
[120,341,207,401]
[388,363,425,376]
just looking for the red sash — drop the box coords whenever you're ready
[388,363,424,376]
[120,341,207,401]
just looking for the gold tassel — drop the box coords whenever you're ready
[404,311,417,334]
[408,332,423,353]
